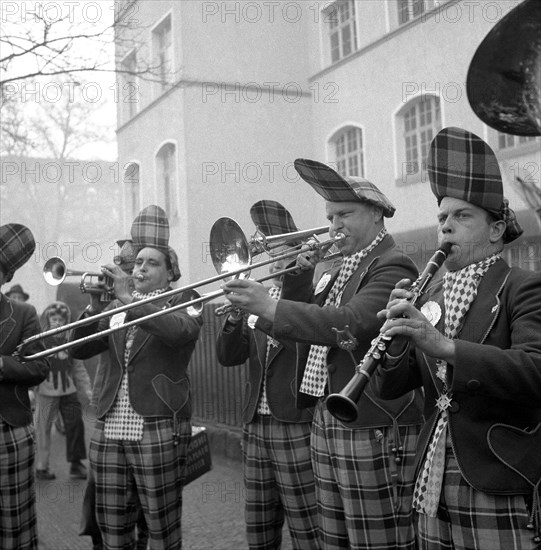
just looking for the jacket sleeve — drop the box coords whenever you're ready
[0,304,49,386]
[273,254,418,353]
[69,309,110,360]
[374,344,423,399]
[125,292,202,348]
[216,318,250,366]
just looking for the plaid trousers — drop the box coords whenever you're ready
[243,416,319,550]
[417,449,537,550]
[0,422,38,550]
[90,418,191,550]
[311,400,419,550]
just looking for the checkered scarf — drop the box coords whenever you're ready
[257,285,281,415]
[294,158,396,217]
[428,127,523,243]
[413,252,501,516]
[299,228,387,397]
[0,224,35,282]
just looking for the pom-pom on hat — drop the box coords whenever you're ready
[0,224,36,283]
[428,127,523,243]
[294,158,395,218]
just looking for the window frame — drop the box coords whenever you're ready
[155,141,178,222]
[323,0,358,65]
[151,11,174,97]
[328,124,366,179]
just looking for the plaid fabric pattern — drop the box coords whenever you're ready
[300,229,387,397]
[413,253,501,516]
[250,200,299,237]
[131,204,170,252]
[294,158,396,217]
[0,224,35,278]
[90,418,190,550]
[257,285,281,415]
[0,423,38,550]
[417,451,534,550]
[243,416,318,549]
[311,401,419,549]
[428,127,523,243]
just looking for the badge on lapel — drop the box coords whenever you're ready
[315,273,331,295]
[109,312,126,329]
[247,314,258,329]
[421,301,441,326]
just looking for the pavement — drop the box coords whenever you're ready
[36,417,293,550]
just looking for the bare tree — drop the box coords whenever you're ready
[0,0,165,89]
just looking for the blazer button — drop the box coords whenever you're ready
[327,364,336,374]
[449,401,460,413]
[127,365,135,373]
[466,379,481,391]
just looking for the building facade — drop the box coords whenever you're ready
[115,0,540,287]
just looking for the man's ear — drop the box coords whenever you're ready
[373,206,384,223]
[490,219,506,243]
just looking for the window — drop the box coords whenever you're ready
[124,163,140,219]
[332,127,365,178]
[401,96,441,179]
[397,0,428,25]
[156,143,177,219]
[152,14,172,92]
[120,50,139,122]
[326,0,357,63]
[497,132,540,150]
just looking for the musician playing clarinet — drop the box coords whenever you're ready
[376,127,541,550]
[70,205,202,550]
[223,161,422,550]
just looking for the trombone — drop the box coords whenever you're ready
[17,218,343,361]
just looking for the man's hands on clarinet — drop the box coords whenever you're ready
[377,278,456,362]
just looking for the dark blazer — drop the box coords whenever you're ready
[70,290,202,420]
[216,314,313,424]
[377,259,541,496]
[0,295,49,426]
[273,234,424,428]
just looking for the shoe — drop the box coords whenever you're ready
[36,468,56,480]
[69,461,87,480]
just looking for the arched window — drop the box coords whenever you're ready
[397,95,441,183]
[124,162,140,219]
[330,126,365,178]
[155,143,177,219]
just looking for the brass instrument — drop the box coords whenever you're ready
[18,219,343,361]
[466,0,541,136]
[325,242,452,423]
[43,256,122,302]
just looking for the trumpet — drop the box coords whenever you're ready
[43,257,143,302]
[18,219,343,361]
[325,242,452,423]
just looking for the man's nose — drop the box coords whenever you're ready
[440,218,453,233]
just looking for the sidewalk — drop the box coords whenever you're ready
[36,418,292,550]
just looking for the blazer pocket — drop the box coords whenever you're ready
[151,374,190,414]
[488,422,541,487]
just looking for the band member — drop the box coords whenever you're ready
[376,127,541,549]
[216,200,319,549]
[223,162,422,549]
[70,205,202,550]
[0,223,49,550]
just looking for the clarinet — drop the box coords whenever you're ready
[325,242,452,423]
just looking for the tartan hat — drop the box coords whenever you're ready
[294,158,395,217]
[250,200,299,237]
[5,283,29,301]
[131,205,170,254]
[130,206,181,282]
[428,127,523,243]
[0,224,36,283]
